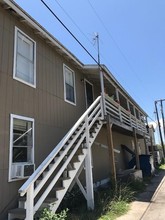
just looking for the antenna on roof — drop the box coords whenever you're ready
[93,32,100,65]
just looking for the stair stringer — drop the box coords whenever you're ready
[48,119,104,213]
[8,96,104,220]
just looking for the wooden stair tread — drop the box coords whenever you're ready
[8,208,26,218]
[8,208,25,214]
[44,197,58,203]
[55,186,65,191]
[59,176,70,181]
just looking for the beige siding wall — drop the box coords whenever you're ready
[0,7,88,218]
[0,5,146,219]
[113,132,135,172]
[92,127,145,183]
[92,127,110,182]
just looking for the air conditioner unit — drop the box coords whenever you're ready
[13,164,35,178]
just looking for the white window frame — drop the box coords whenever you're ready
[8,114,35,182]
[63,64,76,105]
[13,27,36,88]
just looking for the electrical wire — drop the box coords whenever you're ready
[87,0,157,118]
[87,0,143,81]
[40,0,156,124]
[54,0,95,47]
[40,0,99,66]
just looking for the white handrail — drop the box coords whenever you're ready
[18,93,147,219]
[19,95,102,195]
[105,95,147,133]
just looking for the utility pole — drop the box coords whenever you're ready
[155,100,165,157]
[160,100,165,139]
[160,100,165,157]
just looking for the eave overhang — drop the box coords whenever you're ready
[0,0,84,69]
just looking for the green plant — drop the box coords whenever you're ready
[59,185,86,212]
[128,179,146,193]
[38,208,68,220]
[99,200,129,220]
[159,163,165,170]
[101,181,134,215]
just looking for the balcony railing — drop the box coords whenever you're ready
[105,95,147,134]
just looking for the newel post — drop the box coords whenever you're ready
[26,183,34,220]
[84,115,94,210]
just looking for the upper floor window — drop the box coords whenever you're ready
[63,64,76,105]
[13,27,36,87]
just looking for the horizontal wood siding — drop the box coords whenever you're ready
[0,6,86,218]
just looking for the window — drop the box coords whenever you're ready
[13,27,36,87]
[9,114,34,181]
[63,64,76,105]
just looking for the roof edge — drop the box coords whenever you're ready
[1,0,83,68]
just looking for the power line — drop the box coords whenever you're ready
[40,0,99,65]
[87,0,156,106]
[54,0,115,73]
[40,0,155,124]
[54,0,95,47]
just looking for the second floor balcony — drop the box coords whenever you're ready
[83,64,148,137]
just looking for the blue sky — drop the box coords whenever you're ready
[14,0,165,141]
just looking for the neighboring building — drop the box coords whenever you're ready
[148,124,156,146]
[0,0,151,219]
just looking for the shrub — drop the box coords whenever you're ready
[38,208,68,220]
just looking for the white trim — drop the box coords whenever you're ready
[63,64,76,106]
[84,79,94,109]
[8,114,35,182]
[13,27,36,88]
[2,0,83,68]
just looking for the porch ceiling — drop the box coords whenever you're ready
[82,68,100,88]
[82,68,112,93]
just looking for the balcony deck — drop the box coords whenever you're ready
[105,95,148,137]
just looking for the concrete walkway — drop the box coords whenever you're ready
[116,170,165,220]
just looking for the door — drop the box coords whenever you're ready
[85,80,94,108]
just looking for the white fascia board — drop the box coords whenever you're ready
[1,0,83,68]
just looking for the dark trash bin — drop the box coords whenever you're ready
[128,154,154,177]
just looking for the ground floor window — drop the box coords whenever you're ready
[9,114,35,181]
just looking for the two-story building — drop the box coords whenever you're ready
[0,0,151,219]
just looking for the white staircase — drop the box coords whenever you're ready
[8,96,104,220]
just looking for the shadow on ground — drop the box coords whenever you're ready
[136,169,165,202]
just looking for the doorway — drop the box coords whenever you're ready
[85,79,94,108]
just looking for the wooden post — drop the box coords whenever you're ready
[133,128,140,169]
[84,116,94,210]
[100,69,106,116]
[143,134,148,155]
[150,135,156,167]
[106,116,116,182]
